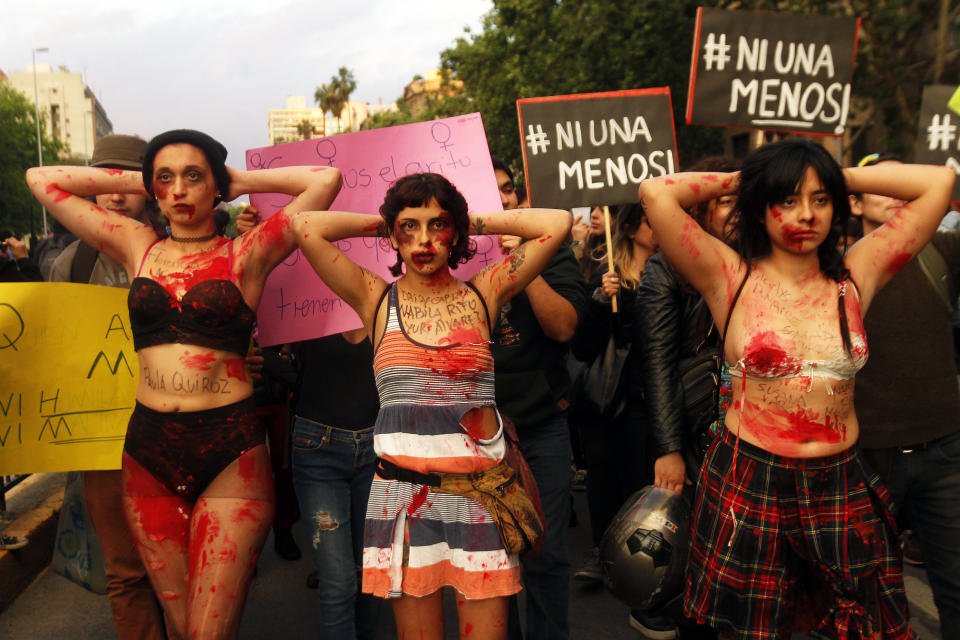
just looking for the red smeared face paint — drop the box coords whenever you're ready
[770,206,784,222]
[45,183,71,203]
[780,223,818,251]
[180,350,217,371]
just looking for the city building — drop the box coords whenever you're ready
[5,64,112,162]
[403,69,464,117]
[268,95,397,143]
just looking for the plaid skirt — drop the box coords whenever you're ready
[684,428,915,640]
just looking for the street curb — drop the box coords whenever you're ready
[0,486,64,612]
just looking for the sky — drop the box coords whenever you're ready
[1,0,492,167]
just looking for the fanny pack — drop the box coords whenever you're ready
[376,422,545,557]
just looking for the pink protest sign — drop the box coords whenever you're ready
[245,113,504,346]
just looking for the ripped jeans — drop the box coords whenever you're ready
[292,416,380,639]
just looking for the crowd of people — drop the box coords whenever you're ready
[1,128,957,640]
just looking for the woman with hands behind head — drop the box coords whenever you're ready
[26,129,341,639]
[293,172,570,640]
[639,138,954,640]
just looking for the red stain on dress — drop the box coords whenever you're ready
[408,485,429,516]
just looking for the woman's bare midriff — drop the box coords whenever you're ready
[136,343,252,412]
[724,375,859,458]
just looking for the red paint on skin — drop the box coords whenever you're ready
[679,219,703,260]
[722,177,733,189]
[99,168,124,176]
[310,167,325,172]
[224,357,247,381]
[408,485,429,516]
[538,235,553,243]
[770,206,784,222]
[460,408,488,441]
[702,174,719,182]
[664,178,675,185]
[464,622,474,636]
[238,451,258,483]
[887,251,912,275]
[45,183,71,202]
[160,591,180,601]
[152,180,168,200]
[180,350,217,371]
[742,331,801,377]
[153,254,231,300]
[743,400,845,445]
[439,325,484,346]
[780,223,816,250]
[690,183,701,196]
[232,501,262,524]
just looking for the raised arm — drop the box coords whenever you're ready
[639,173,742,313]
[25,166,157,272]
[844,163,955,309]
[469,208,572,310]
[234,166,342,282]
[292,211,389,329]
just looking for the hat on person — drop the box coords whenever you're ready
[143,129,230,204]
[90,135,147,170]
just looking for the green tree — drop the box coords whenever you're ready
[439,0,723,176]
[314,67,358,132]
[296,118,316,140]
[0,82,63,236]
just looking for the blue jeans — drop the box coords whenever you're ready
[291,416,380,640]
[862,429,960,639]
[507,414,572,640]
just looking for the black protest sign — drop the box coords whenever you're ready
[686,7,859,137]
[517,89,677,210]
[914,85,960,202]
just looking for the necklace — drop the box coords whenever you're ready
[169,232,217,243]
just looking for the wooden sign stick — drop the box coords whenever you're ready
[603,205,618,313]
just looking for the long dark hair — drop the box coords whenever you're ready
[732,139,853,352]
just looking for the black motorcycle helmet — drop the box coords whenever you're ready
[599,485,690,611]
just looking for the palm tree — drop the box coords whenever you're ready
[333,67,357,132]
[314,67,357,133]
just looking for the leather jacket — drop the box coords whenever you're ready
[634,252,715,458]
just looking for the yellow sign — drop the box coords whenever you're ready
[0,283,136,474]
[949,85,960,116]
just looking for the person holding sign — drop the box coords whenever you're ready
[639,138,955,640]
[293,172,570,640]
[25,129,342,640]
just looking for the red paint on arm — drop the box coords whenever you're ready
[702,174,719,183]
[690,183,701,196]
[886,251,912,275]
[45,183,71,202]
[98,167,124,176]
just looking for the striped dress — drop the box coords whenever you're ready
[361,282,522,600]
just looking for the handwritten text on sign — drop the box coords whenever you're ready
[517,89,678,209]
[0,283,136,474]
[686,7,859,136]
[914,85,960,202]
[246,113,503,347]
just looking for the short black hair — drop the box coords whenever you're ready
[380,173,476,277]
[491,156,514,185]
[143,129,230,205]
